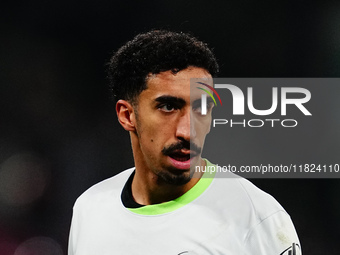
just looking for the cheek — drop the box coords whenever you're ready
[137,111,175,149]
[139,123,164,149]
[194,116,212,135]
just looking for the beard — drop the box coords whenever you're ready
[155,168,192,186]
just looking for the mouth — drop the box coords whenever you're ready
[167,150,198,170]
[169,152,190,161]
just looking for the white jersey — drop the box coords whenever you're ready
[68,160,301,255]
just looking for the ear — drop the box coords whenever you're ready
[116,100,136,132]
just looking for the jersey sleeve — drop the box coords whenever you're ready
[243,210,302,255]
[68,197,84,255]
[68,205,78,255]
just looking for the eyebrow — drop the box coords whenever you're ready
[154,95,186,106]
[192,97,214,106]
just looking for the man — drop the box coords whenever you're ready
[68,30,301,255]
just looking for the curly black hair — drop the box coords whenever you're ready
[107,30,219,103]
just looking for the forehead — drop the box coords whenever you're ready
[142,67,212,100]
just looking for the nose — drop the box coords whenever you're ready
[176,109,196,141]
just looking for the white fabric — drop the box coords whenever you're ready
[68,167,301,255]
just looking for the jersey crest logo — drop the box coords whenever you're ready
[280,243,301,255]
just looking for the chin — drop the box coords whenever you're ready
[156,169,192,186]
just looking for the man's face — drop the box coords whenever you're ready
[133,67,213,185]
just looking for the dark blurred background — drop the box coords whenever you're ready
[0,0,339,254]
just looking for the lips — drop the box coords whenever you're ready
[168,150,198,170]
[162,141,201,170]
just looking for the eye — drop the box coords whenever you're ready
[159,103,176,112]
[192,102,214,115]
[207,102,214,111]
[192,105,201,113]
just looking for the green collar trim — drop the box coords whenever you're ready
[128,159,215,215]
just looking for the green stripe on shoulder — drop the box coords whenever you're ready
[128,159,216,215]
